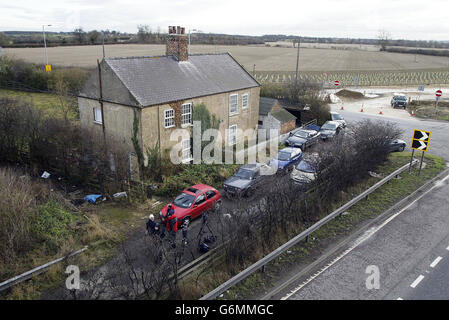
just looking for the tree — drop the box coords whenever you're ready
[137,25,151,43]
[377,29,391,51]
[87,30,101,44]
[73,28,86,44]
[0,32,10,46]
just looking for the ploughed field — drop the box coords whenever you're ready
[5,44,449,86]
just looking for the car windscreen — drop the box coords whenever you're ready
[277,151,291,161]
[173,192,195,208]
[321,123,337,130]
[395,96,406,101]
[235,168,253,180]
[296,160,315,173]
[332,113,343,120]
[294,131,308,138]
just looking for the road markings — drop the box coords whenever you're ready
[410,275,425,288]
[397,297,403,300]
[280,171,449,300]
[430,256,443,268]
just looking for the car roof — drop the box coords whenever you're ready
[323,120,340,126]
[239,163,263,171]
[295,129,316,134]
[184,184,214,194]
[330,111,340,115]
[280,147,301,154]
[393,93,406,97]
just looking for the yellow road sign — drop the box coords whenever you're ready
[45,64,52,72]
[411,129,431,152]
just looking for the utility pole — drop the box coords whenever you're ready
[42,24,52,68]
[102,32,106,59]
[295,37,301,86]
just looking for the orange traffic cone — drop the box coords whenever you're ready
[379,109,383,115]
[360,107,364,112]
[341,105,344,110]
[411,110,415,117]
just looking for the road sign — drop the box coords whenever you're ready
[45,64,52,72]
[334,80,339,86]
[411,129,431,152]
[418,85,425,92]
[436,89,442,97]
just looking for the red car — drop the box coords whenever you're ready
[159,184,222,227]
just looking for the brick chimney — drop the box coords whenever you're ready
[166,26,188,61]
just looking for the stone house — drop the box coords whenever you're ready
[258,97,297,139]
[78,26,260,169]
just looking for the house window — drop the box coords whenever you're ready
[229,94,238,115]
[242,93,249,109]
[93,107,102,124]
[228,125,237,146]
[181,103,192,126]
[181,139,192,162]
[164,108,175,128]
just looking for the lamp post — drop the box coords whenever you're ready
[188,29,201,55]
[42,24,52,67]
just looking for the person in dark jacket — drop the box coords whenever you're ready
[146,214,159,235]
[165,204,177,248]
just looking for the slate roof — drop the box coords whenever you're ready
[79,53,259,107]
[270,108,296,124]
[259,97,278,115]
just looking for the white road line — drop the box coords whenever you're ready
[410,275,425,288]
[430,256,443,268]
[280,171,449,300]
[397,297,403,300]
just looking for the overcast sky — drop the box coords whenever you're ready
[1,0,448,41]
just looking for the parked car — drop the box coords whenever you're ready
[319,121,343,140]
[388,139,406,152]
[290,159,317,186]
[330,111,347,128]
[159,184,221,226]
[269,147,303,173]
[223,163,270,198]
[285,129,321,149]
[391,93,407,109]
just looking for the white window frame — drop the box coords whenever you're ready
[93,107,103,124]
[164,108,175,128]
[181,103,192,127]
[242,93,249,109]
[181,139,192,163]
[229,94,238,115]
[228,124,237,146]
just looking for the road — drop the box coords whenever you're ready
[268,107,449,300]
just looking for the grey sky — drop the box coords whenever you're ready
[0,0,448,40]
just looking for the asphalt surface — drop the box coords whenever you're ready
[270,107,449,300]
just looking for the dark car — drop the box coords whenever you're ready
[388,139,406,152]
[285,129,321,149]
[319,121,343,140]
[269,147,303,173]
[159,184,221,226]
[391,94,407,109]
[223,163,269,197]
[330,111,347,128]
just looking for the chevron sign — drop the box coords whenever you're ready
[411,129,431,152]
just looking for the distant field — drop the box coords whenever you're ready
[4,44,449,72]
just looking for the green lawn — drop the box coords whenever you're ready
[0,89,78,120]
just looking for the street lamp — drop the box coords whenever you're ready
[42,24,52,67]
[188,29,202,55]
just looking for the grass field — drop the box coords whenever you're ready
[0,89,78,119]
[5,44,449,72]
